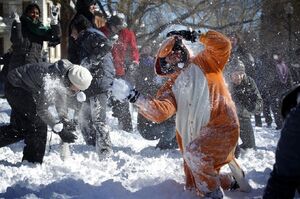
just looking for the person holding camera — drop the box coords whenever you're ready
[9,3,61,71]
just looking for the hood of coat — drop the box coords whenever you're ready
[23,3,41,23]
[50,59,73,76]
[77,28,112,60]
[51,59,93,91]
[75,0,96,22]
[154,36,190,78]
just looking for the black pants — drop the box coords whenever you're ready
[137,114,176,146]
[262,90,282,128]
[239,117,256,149]
[0,83,47,163]
[111,98,133,132]
[263,168,300,199]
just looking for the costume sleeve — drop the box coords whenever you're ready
[194,30,231,72]
[136,79,177,123]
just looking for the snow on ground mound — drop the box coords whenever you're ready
[0,98,290,199]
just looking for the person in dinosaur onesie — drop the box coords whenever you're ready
[115,29,251,198]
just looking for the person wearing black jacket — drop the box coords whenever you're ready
[0,50,12,96]
[263,84,300,199]
[9,3,60,72]
[227,58,263,156]
[68,0,97,64]
[0,59,92,164]
[70,15,115,158]
[135,46,177,149]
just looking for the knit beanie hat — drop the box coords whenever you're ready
[108,15,123,26]
[71,15,92,33]
[68,65,92,90]
[228,57,245,73]
[75,0,96,10]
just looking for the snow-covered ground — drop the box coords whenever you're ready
[0,98,297,199]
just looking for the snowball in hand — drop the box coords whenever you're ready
[111,78,131,102]
[76,91,86,102]
[53,123,63,133]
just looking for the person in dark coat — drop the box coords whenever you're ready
[261,53,292,130]
[135,46,177,149]
[227,58,263,155]
[263,84,300,199]
[100,15,140,132]
[9,3,60,71]
[0,59,92,164]
[228,34,264,128]
[0,50,12,96]
[290,48,300,85]
[68,0,97,64]
[70,15,115,158]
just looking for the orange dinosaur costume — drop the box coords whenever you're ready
[134,30,245,196]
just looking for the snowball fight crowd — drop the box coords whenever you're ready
[0,0,299,198]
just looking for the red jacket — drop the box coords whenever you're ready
[100,25,139,76]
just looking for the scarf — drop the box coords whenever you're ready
[20,15,50,37]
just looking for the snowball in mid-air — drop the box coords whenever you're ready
[76,91,86,102]
[177,62,185,68]
[273,54,279,60]
[111,78,131,102]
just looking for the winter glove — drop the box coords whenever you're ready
[58,128,78,143]
[53,119,77,143]
[111,78,140,103]
[61,118,77,132]
[127,88,140,103]
[50,4,60,25]
[13,12,20,23]
[166,30,201,43]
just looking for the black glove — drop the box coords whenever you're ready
[166,30,200,42]
[62,119,77,132]
[58,128,77,143]
[127,88,140,103]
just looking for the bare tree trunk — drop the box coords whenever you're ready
[60,0,75,58]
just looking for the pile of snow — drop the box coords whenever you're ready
[0,98,297,199]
